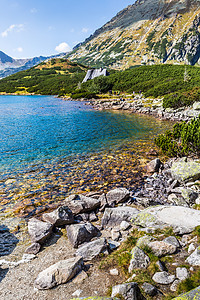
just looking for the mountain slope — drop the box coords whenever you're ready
[0,58,88,95]
[0,51,67,78]
[67,0,200,69]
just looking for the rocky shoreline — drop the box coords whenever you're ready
[1,156,200,299]
[84,96,200,123]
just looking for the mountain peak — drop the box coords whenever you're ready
[68,0,200,69]
[0,51,14,64]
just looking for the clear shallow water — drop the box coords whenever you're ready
[0,95,167,173]
[0,95,172,218]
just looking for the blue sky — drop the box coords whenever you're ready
[0,0,134,59]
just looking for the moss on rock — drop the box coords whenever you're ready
[172,286,200,299]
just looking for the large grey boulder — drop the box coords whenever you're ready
[76,238,108,261]
[106,188,130,206]
[67,222,100,248]
[149,241,177,257]
[35,256,84,290]
[134,206,200,233]
[42,206,74,226]
[102,207,139,228]
[152,271,175,285]
[172,286,200,299]
[186,246,200,266]
[128,247,150,273]
[28,218,53,244]
[171,161,200,182]
[64,194,100,215]
[111,282,145,300]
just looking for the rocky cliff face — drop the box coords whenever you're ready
[67,0,200,69]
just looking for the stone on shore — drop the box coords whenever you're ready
[25,242,41,255]
[163,236,181,249]
[149,241,177,257]
[176,267,189,281]
[70,298,120,300]
[76,238,108,261]
[186,246,200,266]
[35,256,84,290]
[128,247,150,272]
[171,161,200,182]
[101,207,139,228]
[42,206,74,226]
[111,282,144,300]
[64,194,100,215]
[146,158,162,173]
[142,282,158,296]
[134,206,200,232]
[106,188,130,206]
[67,222,100,248]
[152,271,175,285]
[28,218,53,244]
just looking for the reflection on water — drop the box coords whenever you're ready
[0,95,172,219]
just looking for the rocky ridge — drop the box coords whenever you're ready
[1,157,200,299]
[67,0,200,69]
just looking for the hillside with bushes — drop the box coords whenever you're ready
[1,62,200,109]
[0,58,88,96]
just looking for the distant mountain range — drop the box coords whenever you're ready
[0,51,67,78]
[67,0,200,69]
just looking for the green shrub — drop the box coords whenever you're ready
[155,116,200,156]
[71,92,98,99]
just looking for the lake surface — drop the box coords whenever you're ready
[0,95,172,219]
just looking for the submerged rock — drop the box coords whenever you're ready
[35,256,84,290]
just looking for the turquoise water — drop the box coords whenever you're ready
[0,95,173,218]
[0,95,167,173]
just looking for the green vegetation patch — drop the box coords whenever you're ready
[155,116,200,156]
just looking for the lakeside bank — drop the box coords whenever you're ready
[0,95,200,299]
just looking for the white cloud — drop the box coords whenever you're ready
[55,42,71,53]
[1,24,24,38]
[30,8,37,14]
[82,27,89,33]
[17,47,23,53]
